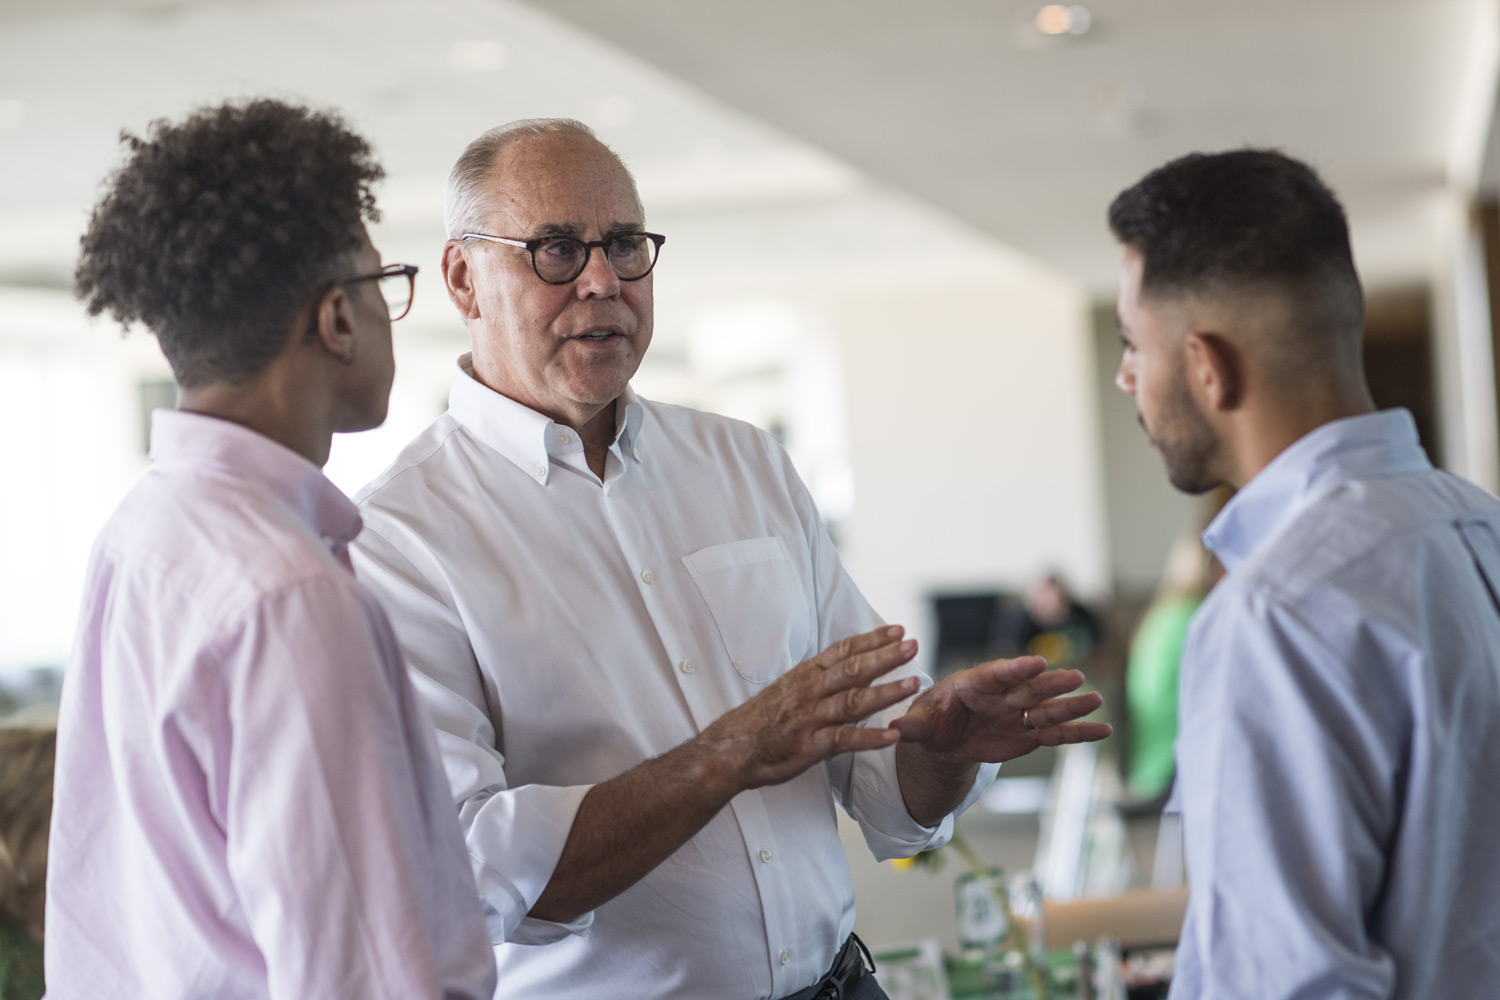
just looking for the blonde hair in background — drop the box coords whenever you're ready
[0,722,56,933]
[1157,486,1233,601]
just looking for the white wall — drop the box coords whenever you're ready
[831,268,1108,658]
[0,290,167,677]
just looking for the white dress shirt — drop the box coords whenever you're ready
[1170,410,1500,999]
[352,356,995,1000]
[46,410,496,1000]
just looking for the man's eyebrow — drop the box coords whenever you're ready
[602,222,647,238]
[530,222,583,239]
[527,221,647,241]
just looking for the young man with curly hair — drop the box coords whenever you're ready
[45,99,496,999]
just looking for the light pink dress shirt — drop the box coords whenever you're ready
[44,410,497,1000]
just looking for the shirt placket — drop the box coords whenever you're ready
[596,452,728,733]
[725,791,805,997]
[599,449,804,998]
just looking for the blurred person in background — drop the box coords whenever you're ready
[0,721,54,1000]
[48,99,495,1000]
[351,117,1112,1000]
[990,572,1102,666]
[1122,490,1227,802]
[1112,148,1500,998]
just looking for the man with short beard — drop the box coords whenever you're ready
[1112,149,1500,998]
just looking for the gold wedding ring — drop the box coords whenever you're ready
[1022,708,1037,732]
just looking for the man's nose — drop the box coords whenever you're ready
[1115,358,1135,395]
[574,244,621,297]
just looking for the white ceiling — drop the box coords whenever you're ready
[0,0,1036,312]
[528,0,1498,293]
[0,0,1494,303]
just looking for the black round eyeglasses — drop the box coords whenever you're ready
[460,232,665,285]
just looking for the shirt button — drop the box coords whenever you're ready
[780,950,791,966]
[606,488,615,497]
[679,660,696,674]
[532,464,546,478]
[759,848,772,863]
[556,432,570,445]
[640,570,655,584]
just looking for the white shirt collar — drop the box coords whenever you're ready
[448,353,645,484]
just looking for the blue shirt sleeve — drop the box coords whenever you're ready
[1171,583,1403,1000]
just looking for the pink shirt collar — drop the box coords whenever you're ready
[149,408,362,548]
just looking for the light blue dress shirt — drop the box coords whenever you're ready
[1168,409,1500,999]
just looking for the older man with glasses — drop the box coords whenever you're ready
[47,99,495,1000]
[352,118,1111,1000]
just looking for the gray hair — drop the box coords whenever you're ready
[443,118,637,238]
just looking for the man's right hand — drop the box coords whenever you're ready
[696,625,920,794]
[528,624,919,923]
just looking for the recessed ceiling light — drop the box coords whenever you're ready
[447,40,507,73]
[1035,5,1093,36]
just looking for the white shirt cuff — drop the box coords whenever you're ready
[851,746,1000,861]
[463,782,594,944]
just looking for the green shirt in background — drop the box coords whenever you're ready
[1125,596,1201,800]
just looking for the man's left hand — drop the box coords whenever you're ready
[891,656,1111,763]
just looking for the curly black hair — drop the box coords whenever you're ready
[1108,149,1363,337]
[75,98,384,388]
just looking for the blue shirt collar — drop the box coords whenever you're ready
[1202,409,1431,572]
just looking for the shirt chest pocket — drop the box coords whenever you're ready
[681,537,813,684]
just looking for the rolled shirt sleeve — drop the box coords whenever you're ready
[833,712,1001,860]
[216,576,496,1000]
[353,521,592,945]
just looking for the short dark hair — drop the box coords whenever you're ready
[1108,149,1363,336]
[75,99,384,388]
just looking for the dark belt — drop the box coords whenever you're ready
[779,934,885,1000]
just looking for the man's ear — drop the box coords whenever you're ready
[1184,330,1242,411]
[303,282,358,367]
[441,241,482,320]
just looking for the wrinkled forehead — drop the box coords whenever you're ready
[481,132,643,233]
